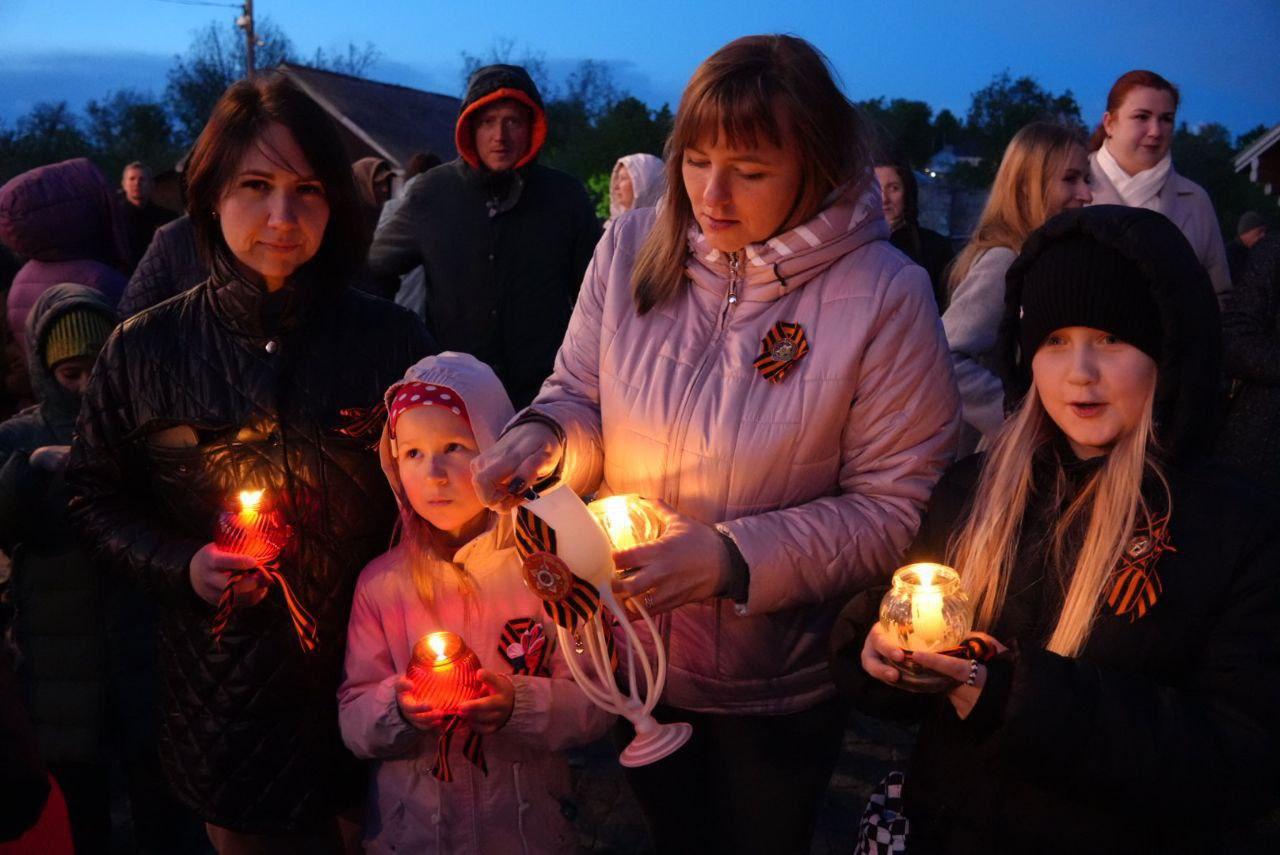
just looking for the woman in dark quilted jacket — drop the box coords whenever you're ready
[67,74,434,853]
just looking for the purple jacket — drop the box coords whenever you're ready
[0,158,128,354]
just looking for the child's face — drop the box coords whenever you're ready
[52,356,95,395]
[394,404,487,541]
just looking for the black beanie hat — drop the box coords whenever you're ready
[1018,231,1163,362]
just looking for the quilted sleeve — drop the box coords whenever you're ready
[119,222,180,318]
[720,263,961,614]
[65,327,205,602]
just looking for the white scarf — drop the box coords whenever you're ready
[1096,142,1172,210]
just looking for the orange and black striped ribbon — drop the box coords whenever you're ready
[430,715,487,783]
[1105,512,1175,621]
[211,564,318,654]
[514,507,604,631]
[753,321,810,383]
[336,401,389,449]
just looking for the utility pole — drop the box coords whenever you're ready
[236,0,256,78]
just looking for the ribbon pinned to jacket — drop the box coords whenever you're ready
[211,564,319,654]
[430,715,488,783]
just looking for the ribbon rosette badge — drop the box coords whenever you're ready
[754,321,810,383]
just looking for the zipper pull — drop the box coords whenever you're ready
[727,251,740,305]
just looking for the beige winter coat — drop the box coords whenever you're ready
[1088,151,1231,302]
[529,180,961,714]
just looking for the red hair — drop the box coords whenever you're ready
[1089,70,1181,151]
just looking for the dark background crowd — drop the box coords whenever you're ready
[1,16,1279,855]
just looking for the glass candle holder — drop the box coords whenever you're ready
[406,631,483,712]
[586,494,666,557]
[879,563,973,693]
[215,489,292,564]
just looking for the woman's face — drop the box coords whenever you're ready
[216,122,330,291]
[1102,86,1176,175]
[682,128,804,253]
[612,164,635,211]
[394,403,488,543]
[1044,144,1093,218]
[875,166,906,230]
[1032,326,1157,459]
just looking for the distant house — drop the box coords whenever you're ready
[277,63,461,175]
[154,65,463,211]
[927,143,984,177]
[1235,122,1280,198]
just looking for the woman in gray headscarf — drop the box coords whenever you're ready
[608,153,665,221]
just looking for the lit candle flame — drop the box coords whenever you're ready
[428,633,449,663]
[598,495,637,551]
[916,563,936,587]
[238,490,265,514]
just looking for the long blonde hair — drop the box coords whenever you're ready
[631,34,867,314]
[949,122,1085,289]
[947,385,1168,657]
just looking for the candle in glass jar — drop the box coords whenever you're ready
[587,494,665,552]
[406,631,483,712]
[216,489,291,563]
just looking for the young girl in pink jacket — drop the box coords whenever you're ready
[337,352,613,854]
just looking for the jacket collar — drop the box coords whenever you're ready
[683,173,888,303]
[205,251,317,340]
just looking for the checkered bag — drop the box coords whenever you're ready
[855,771,909,855]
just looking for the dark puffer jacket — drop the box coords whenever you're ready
[0,284,117,767]
[67,262,434,832]
[832,207,1280,853]
[118,215,205,318]
[1217,233,1280,489]
[367,64,600,408]
[0,158,129,355]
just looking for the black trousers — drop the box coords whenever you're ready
[617,696,849,855]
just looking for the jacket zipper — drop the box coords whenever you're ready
[659,251,741,647]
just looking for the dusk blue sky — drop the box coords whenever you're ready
[1,0,1277,139]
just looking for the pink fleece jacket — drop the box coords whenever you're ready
[528,177,961,715]
[338,352,613,854]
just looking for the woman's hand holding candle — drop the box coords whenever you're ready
[189,543,266,606]
[455,670,515,734]
[610,500,731,615]
[470,422,563,511]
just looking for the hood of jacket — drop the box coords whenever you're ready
[999,204,1221,462]
[24,281,117,423]
[378,351,516,521]
[610,153,666,218]
[0,158,129,267]
[351,157,393,209]
[454,64,548,172]
[684,172,889,302]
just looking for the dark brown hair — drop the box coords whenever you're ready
[185,73,366,283]
[1088,70,1181,151]
[873,154,918,226]
[631,35,869,314]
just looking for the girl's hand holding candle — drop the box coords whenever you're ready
[873,563,975,693]
[394,677,449,732]
[455,671,515,734]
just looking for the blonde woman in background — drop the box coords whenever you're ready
[943,122,1093,452]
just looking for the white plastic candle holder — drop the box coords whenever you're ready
[519,485,692,767]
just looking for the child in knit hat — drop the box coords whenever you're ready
[337,352,613,854]
[0,283,117,853]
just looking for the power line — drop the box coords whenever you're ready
[147,0,243,9]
